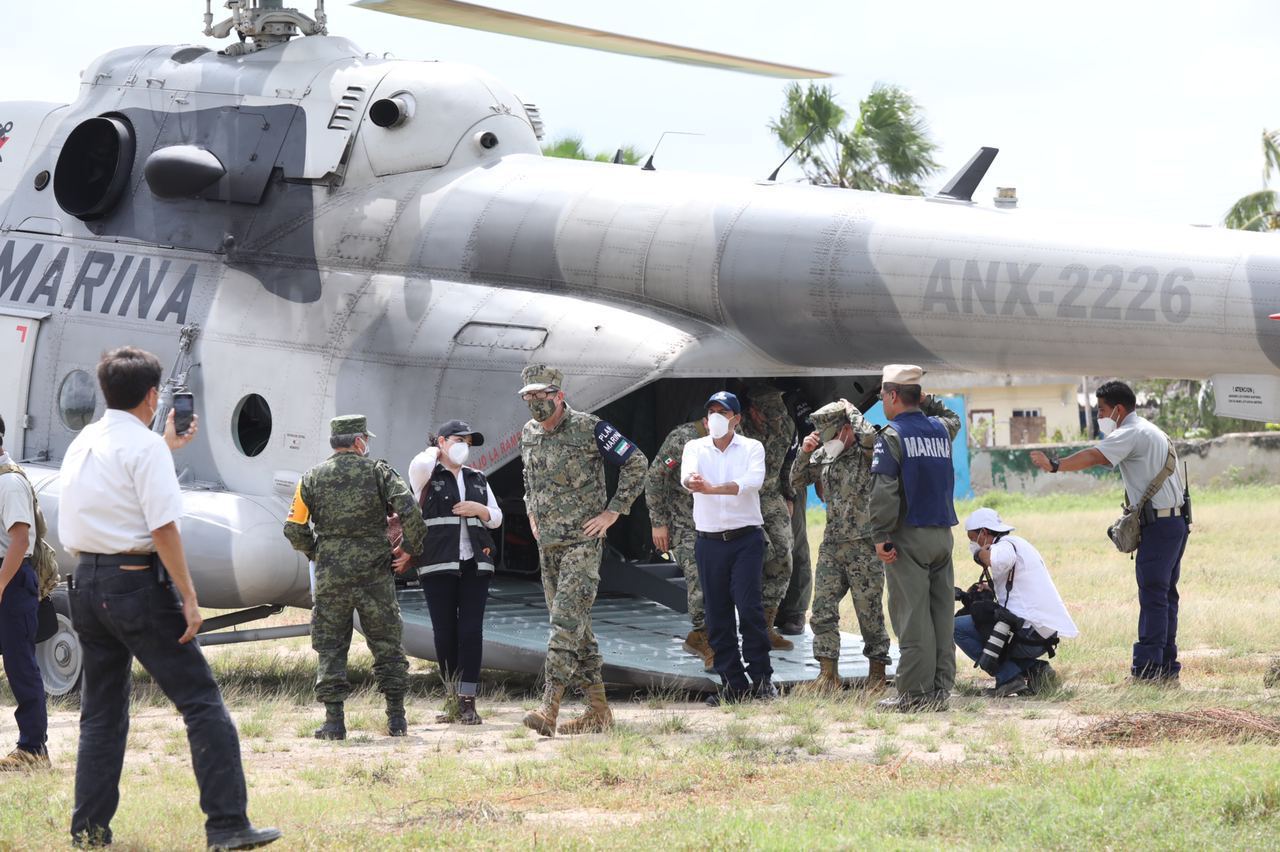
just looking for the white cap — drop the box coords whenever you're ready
[882,364,925,385]
[964,507,1015,533]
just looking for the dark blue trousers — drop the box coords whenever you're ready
[1132,517,1188,679]
[0,560,47,754]
[695,529,771,692]
[422,559,491,694]
[70,561,249,845]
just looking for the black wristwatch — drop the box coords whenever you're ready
[1049,455,1060,473]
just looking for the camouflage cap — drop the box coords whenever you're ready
[330,414,375,438]
[518,363,564,395]
[809,401,850,442]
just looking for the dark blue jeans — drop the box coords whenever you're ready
[695,529,771,692]
[954,614,1047,686]
[422,559,491,695]
[1132,517,1189,679]
[70,561,249,845]
[0,560,47,753]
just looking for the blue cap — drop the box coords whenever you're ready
[704,391,741,415]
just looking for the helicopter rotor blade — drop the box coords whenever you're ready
[351,0,833,79]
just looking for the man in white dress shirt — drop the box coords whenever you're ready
[680,391,773,704]
[58,346,279,851]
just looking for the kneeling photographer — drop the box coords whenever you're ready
[954,509,1078,697]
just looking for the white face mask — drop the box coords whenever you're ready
[1098,417,1118,437]
[822,438,846,460]
[707,412,732,439]
[446,441,470,466]
[968,540,983,555]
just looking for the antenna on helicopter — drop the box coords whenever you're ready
[640,131,703,172]
[204,0,328,54]
[765,125,818,182]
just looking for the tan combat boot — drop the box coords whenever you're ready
[795,658,842,696]
[864,659,888,693]
[557,683,614,735]
[522,682,564,737]
[682,629,717,672]
[764,607,794,651]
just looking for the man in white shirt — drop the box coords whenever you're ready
[680,391,772,704]
[58,346,279,851]
[1030,380,1187,683]
[0,415,48,771]
[954,508,1079,697]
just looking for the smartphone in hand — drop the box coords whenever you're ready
[174,391,195,436]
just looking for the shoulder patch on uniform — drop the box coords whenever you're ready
[594,421,638,467]
[870,433,900,477]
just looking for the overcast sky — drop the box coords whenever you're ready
[4,1,1278,226]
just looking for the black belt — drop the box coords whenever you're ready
[77,552,159,567]
[76,552,167,585]
[697,526,760,542]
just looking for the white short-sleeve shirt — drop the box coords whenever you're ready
[680,432,766,533]
[0,452,35,557]
[1097,414,1183,510]
[58,409,185,555]
[989,534,1079,639]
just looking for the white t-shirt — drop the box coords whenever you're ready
[989,534,1079,639]
[1097,414,1183,510]
[0,452,35,557]
[58,409,185,555]
[680,432,766,533]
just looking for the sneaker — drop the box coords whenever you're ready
[0,748,50,772]
[986,676,1030,698]
[206,826,282,851]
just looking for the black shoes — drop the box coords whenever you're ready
[752,680,778,701]
[986,676,1030,698]
[458,695,483,725]
[706,680,777,706]
[207,826,282,851]
[315,702,346,740]
[776,617,806,636]
[387,714,408,737]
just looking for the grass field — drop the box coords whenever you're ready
[3,486,1279,850]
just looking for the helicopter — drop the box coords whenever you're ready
[1,0,1276,696]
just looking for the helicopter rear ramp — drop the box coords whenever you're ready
[398,578,898,692]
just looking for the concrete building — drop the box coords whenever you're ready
[926,373,1084,447]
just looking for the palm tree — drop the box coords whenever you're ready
[768,82,939,194]
[1224,129,1280,231]
[541,135,642,165]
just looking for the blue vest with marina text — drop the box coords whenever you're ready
[881,410,957,528]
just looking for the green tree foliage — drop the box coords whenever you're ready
[1224,129,1280,231]
[769,82,939,194]
[1135,379,1261,438]
[541,135,642,165]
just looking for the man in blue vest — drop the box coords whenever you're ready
[869,365,962,712]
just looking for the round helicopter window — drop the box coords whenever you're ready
[233,394,272,457]
[58,370,98,431]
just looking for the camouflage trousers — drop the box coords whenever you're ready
[540,538,604,689]
[311,564,408,703]
[760,492,794,612]
[811,538,891,663]
[670,525,703,631]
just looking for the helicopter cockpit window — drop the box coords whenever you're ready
[58,370,98,431]
[233,394,272,458]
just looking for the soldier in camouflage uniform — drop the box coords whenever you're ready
[740,383,797,652]
[791,400,890,693]
[284,415,427,740]
[645,419,713,670]
[517,365,648,736]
